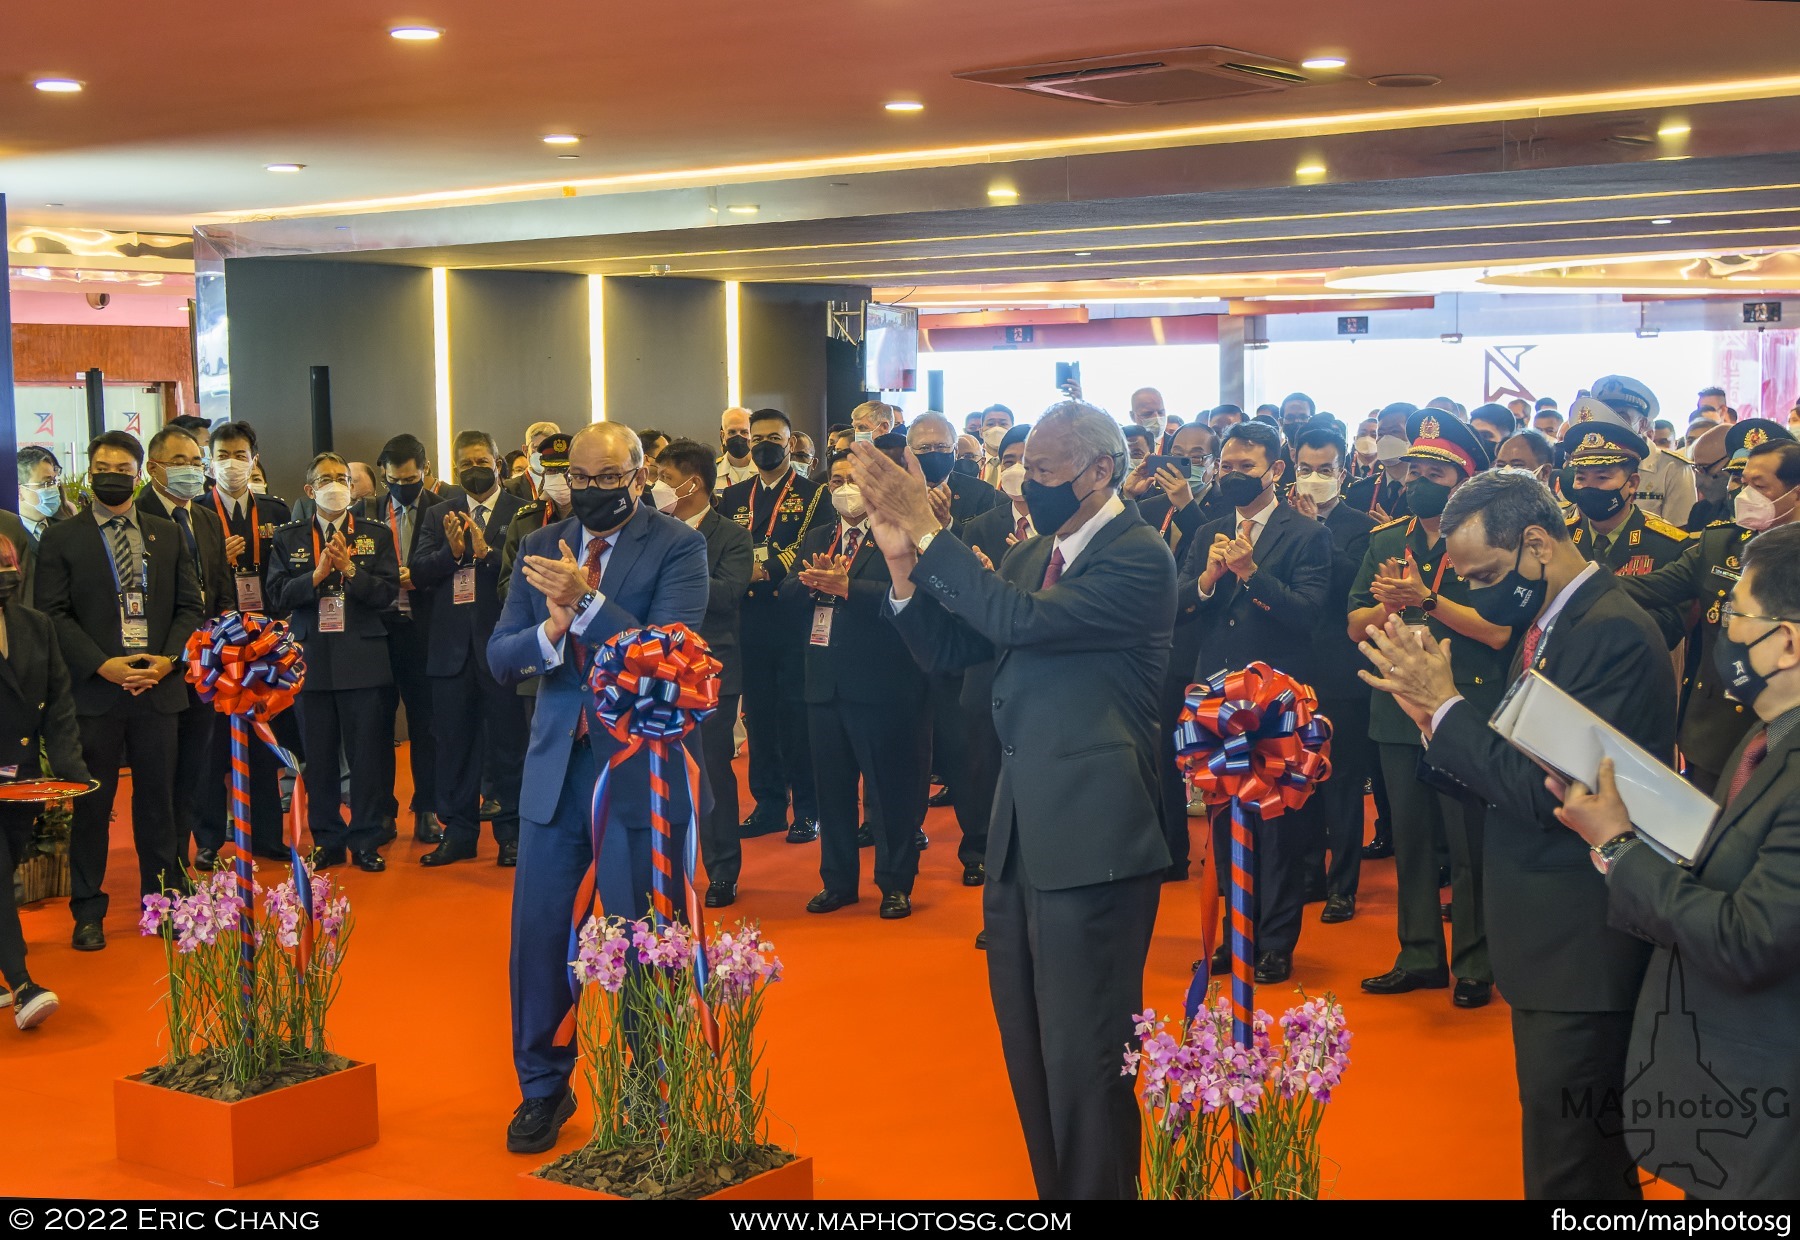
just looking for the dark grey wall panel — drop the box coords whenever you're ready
[601,276,726,449]
[447,269,590,454]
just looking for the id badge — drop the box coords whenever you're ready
[319,592,347,633]
[121,616,150,651]
[754,544,770,564]
[809,604,834,647]
[453,565,477,605]
[123,591,146,618]
[235,571,265,613]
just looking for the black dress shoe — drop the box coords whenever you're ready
[480,798,503,820]
[962,861,985,887]
[705,883,737,908]
[805,889,858,914]
[378,818,399,846]
[974,930,988,950]
[738,811,787,840]
[1254,952,1292,984]
[914,828,929,850]
[496,841,518,868]
[878,891,912,920]
[927,786,954,808]
[856,824,874,848]
[312,850,348,871]
[192,846,219,870]
[1321,895,1356,923]
[1452,978,1493,1009]
[506,1087,577,1154]
[1362,838,1393,860]
[351,849,387,873]
[785,817,818,844]
[414,812,445,845]
[420,839,477,867]
[71,922,106,952]
[1210,942,1230,975]
[1361,966,1449,994]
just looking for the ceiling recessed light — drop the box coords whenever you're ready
[44,202,64,208]
[265,163,306,173]
[1650,217,1675,225]
[542,133,581,145]
[885,100,924,112]
[388,25,442,40]
[1657,121,1691,138]
[1301,57,1346,70]
[726,204,760,215]
[1296,162,1327,177]
[1367,73,1440,88]
[555,153,580,160]
[987,186,1019,201]
[1074,251,1093,257]
[32,78,84,93]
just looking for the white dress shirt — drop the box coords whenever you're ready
[718,457,759,488]
[534,522,619,668]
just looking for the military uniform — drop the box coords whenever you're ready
[1567,508,1691,636]
[1343,471,1408,521]
[720,467,829,833]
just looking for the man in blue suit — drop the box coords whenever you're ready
[486,422,710,1155]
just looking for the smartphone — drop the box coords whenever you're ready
[1054,360,1081,392]
[1142,454,1184,477]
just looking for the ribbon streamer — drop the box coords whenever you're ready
[1172,661,1332,1197]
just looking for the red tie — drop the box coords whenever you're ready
[1522,623,1544,668]
[1042,546,1066,589]
[573,537,611,739]
[842,527,861,561]
[1015,516,1030,542]
[1727,731,1770,804]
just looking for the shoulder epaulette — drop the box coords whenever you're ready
[1706,517,1738,529]
[1658,447,1692,465]
[274,518,308,533]
[1371,515,1409,532]
[513,500,545,518]
[1642,513,1690,540]
[1565,510,1582,526]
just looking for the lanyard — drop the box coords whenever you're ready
[751,472,795,542]
[312,514,356,584]
[99,522,148,596]
[827,522,866,559]
[1366,478,1387,514]
[1159,505,1177,537]
[212,489,259,570]
[387,500,408,563]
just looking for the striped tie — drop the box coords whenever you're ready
[106,516,136,585]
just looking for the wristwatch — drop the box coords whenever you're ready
[577,590,599,614]
[914,529,940,557]
[1589,831,1640,876]
[1421,591,1439,613]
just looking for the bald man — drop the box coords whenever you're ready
[505,421,564,501]
[1129,388,1168,450]
[718,407,757,488]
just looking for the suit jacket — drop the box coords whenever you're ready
[206,490,292,611]
[410,488,526,678]
[1344,472,1408,520]
[1,510,32,609]
[1428,569,1672,1011]
[954,502,1029,715]
[695,508,754,697]
[779,520,927,708]
[944,470,1004,531]
[1605,720,1800,1199]
[378,489,449,632]
[265,515,401,691]
[136,488,234,621]
[0,602,91,796]
[503,473,541,503]
[1311,500,1378,701]
[487,510,709,827]
[889,501,1176,891]
[34,506,205,717]
[1175,501,1334,688]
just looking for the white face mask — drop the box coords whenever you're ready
[214,458,254,493]
[1375,435,1410,463]
[832,484,866,520]
[999,462,1027,500]
[983,426,1008,450]
[650,480,680,512]
[1354,436,1379,457]
[528,451,545,479]
[540,472,572,506]
[249,480,269,495]
[1294,473,1340,506]
[312,481,353,513]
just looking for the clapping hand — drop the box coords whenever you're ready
[928,482,954,531]
[1357,613,1457,731]
[848,442,937,561]
[465,513,490,559]
[443,510,468,558]
[1371,555,1428,610]
[1222,531,1257,580]
[1197,532,1231,593]
[523,539,590,608]
[797,552,852,599]
[971,545,996,572]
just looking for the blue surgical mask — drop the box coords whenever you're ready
[161,465,207,501]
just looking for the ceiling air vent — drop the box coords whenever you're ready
[955,45,1342,106]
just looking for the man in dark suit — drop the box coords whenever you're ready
[137,426,236,869]
[35,430,205,951]
[410,430,527,867]
[0,540,91,1028]
[1129,423,1228,555]
[374,434,448,843]
[266,453,401,872]
[719,409,829,844]
[1362,468,1672,1199]
[487,422,709,1156]
[905,411,1004,530]
[16,446,69,550]
[1175,419,1332,983]
[1557,522,1800,1200]
[782,449,931,919]
[1344,402,1416,521]
[197,421,294,864]
[856,402,1175,1200]
[655,440,753,907]
[1288,423,1378,921]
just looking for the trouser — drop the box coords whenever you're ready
[1,817,33,988]
[384,619,437,816]
[1511,1008,1642,1199]
[198,707,287,855]
[69,711,181,925]
[1369,749,1394,842]
[814,698,930,898]
[1302,694,1372,900]
[299,687,393,858]
[929,674,989,867]
[1379,741,1491,982]
[985,831,1160,1200]
[1156,680,1192,875]
[512,740,671,1098]
[431,656,526,849]
[740,616,816,823]
[1211,800,1309,957]
[171,691,216,859]
[697,694,743,888]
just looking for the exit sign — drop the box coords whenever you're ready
[1743,301,1783,324]
[1337,316,1370,336]
[1000,325,1035,343]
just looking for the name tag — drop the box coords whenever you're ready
[754,544,770,564]
[120,591,149,651]
[235,571,265,613]
[453,565,477,605]
[319,592,347,633]
[1710,565,1741,582]
[809,605,834,647]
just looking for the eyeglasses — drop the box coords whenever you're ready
[568,469,637,490]
[913,445,953,455]
[1721,604,1797,626]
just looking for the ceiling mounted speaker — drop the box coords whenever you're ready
[86,292,111,310]
[955,45,1343,106]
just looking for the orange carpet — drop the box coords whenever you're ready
[4,747,1601,1199]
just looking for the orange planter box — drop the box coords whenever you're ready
[519,1154,813,1201]
[114,1061,379,1187]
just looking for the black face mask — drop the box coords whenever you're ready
[1217,467,1271,509]
[459,466,497,496]
[917,451,955,487]
[1021,475,1092,538]
[952,458,980,478]
[572,484,636,533]
[750,441,787,471]
[388,480,424,507]
[1695,467,1730,507]
[1404,477,1453,519]
[1471,542,1549,628]
[89,473,136,507]
[1571,485,1629,523]
[1713,619,1787,706]
[0,569,19,607]
[725,435,751,461]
